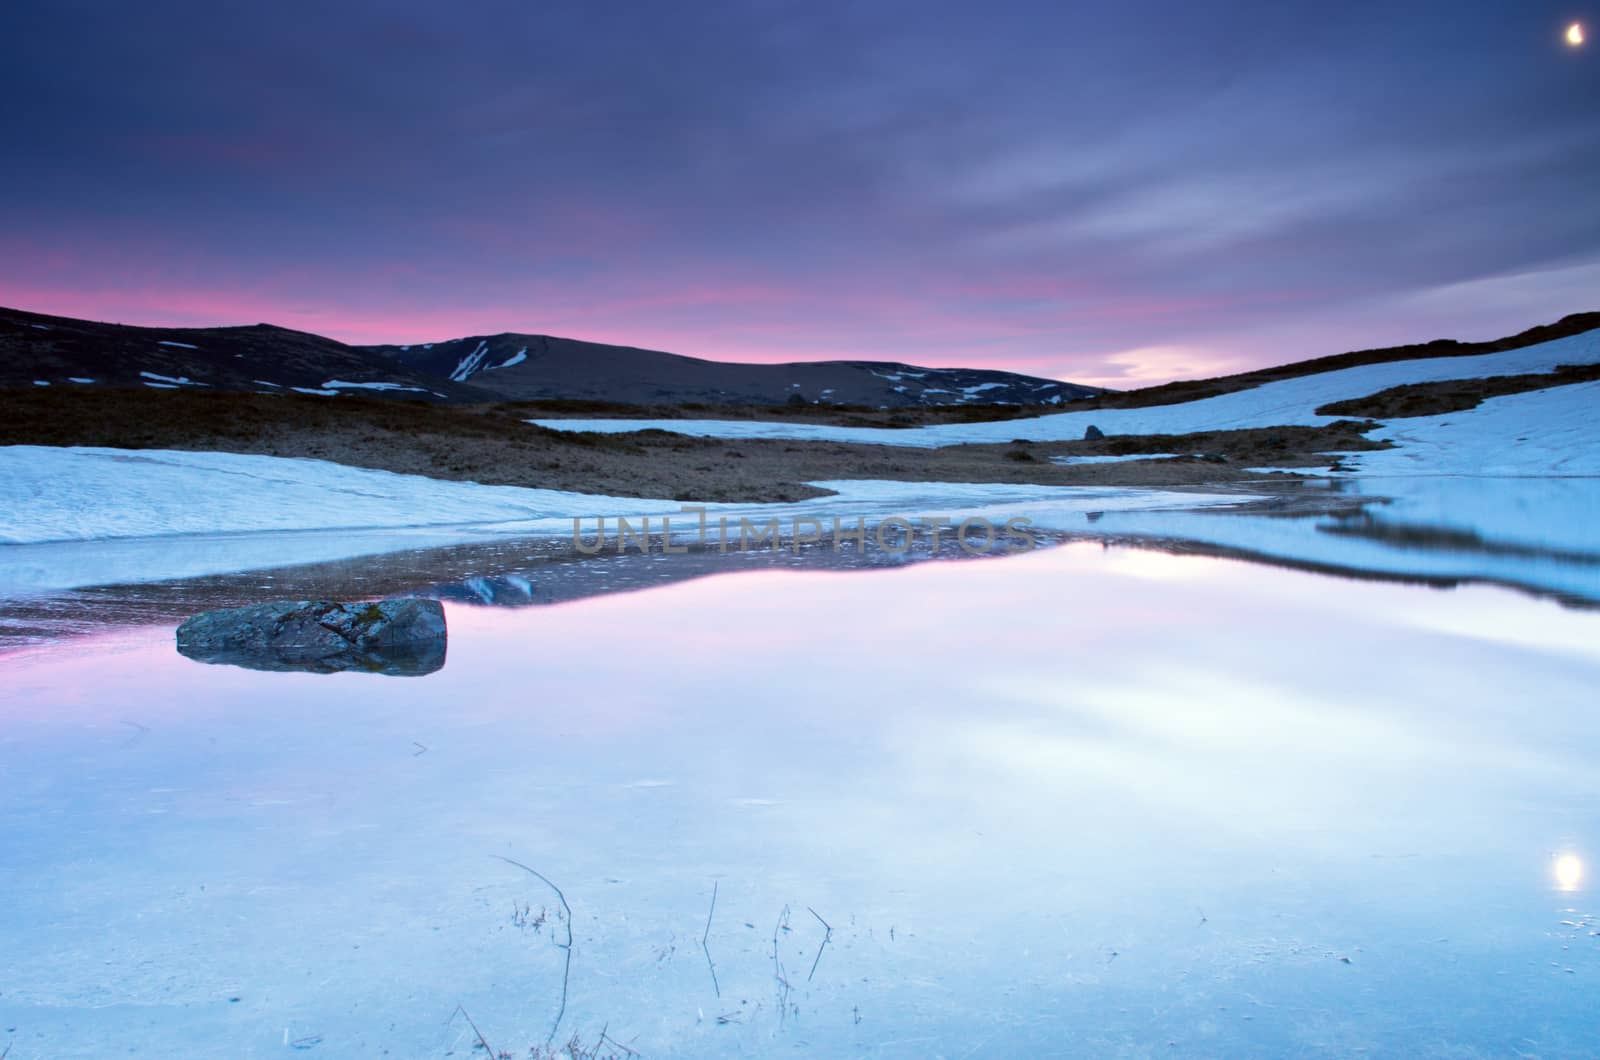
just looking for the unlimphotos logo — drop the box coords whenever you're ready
[572,506,1036,555]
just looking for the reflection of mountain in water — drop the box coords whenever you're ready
[433,574,540,608]
[419,535,999,609]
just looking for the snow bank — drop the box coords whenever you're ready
[0,447,688,545]
[529,329,1600,449]
[1351,379,1600,477]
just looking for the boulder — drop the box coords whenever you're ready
[1083,424,1105,441]
[176,598,447,676]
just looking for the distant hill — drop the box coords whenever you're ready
[0,306,1098,408]
[1064,311,1600,412]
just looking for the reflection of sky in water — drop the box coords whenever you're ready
[4,544,1600,1057]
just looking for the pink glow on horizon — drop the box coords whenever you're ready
[2,280,1264,384]
[0,280,1342,390]
[6,253,1592,389]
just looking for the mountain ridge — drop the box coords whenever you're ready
[0,305,1098,408]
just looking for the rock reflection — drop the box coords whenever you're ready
[176,636,447,676]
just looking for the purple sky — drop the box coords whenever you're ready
[2,1,1596,386]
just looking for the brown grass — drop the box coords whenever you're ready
[1313,363,1600,418]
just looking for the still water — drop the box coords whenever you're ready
[3,543,1599,1057]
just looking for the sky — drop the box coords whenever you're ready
[1,1,1595,387]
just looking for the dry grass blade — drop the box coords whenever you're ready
[449,1004,497,1059]
[806,906,833,982]
[491,855,573,1043]
[701,881,721,998]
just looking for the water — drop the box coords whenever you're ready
[4,542,1600,1057]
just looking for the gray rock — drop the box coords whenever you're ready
[176,598,447,676]
[1083,424,1105,441]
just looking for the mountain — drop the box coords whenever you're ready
[0,305,486,401]
[363,332,1098,406]
[0,306,1098,408]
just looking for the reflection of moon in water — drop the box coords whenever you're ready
[1555,853,1584,891]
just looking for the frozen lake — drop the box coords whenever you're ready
[4,541,1600,1057]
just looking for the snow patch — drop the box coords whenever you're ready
[488,347,527,370]
[449,340,491,382]
[321,380,433,393]
[1050,453,1187,465]
[156,340,198,350]
[139,371,206,387]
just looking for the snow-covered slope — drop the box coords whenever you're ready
[0,447,693,544]
[1346,380,1600,477]
[531,329,1600,450]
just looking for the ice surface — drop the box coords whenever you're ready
[4,548,1600,1056]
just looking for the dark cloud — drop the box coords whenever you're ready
[2,0,1595,382]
